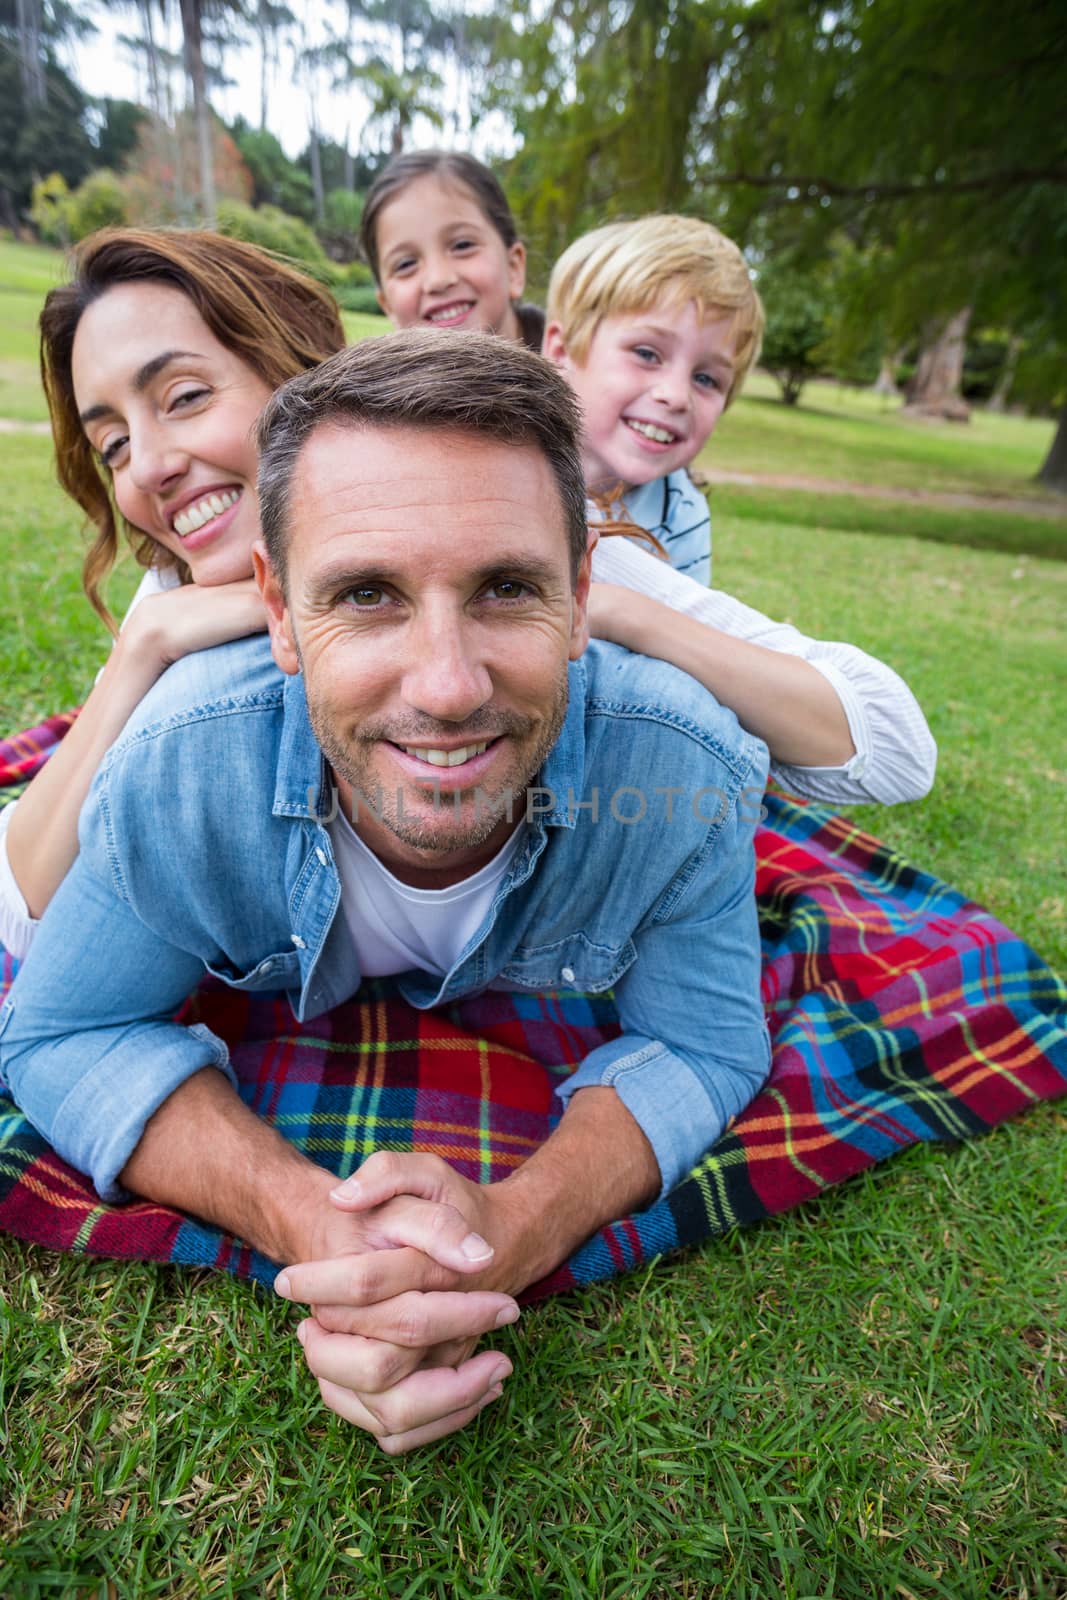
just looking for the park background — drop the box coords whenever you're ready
[1,2,1065,1597]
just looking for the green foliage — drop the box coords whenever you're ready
[94,99,148,172]
[65,168,129,240]
[0,49,94,218]
[317,186,366,262]
[230,118,315,220]
[333,281,386,316]
[214,198,329,272]
[28,172,71,247]
[757,260,833,405]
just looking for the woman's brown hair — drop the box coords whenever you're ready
[39,228,347,630]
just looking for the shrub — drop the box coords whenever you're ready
[333,282,385,315]
[30,173,72,246]
[66,169,129,240]
[215,200,329,273]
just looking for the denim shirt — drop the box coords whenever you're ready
[1,635,769,1203]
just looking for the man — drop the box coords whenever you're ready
[2,330,769,1451]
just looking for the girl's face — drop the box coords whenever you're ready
[374,174,526,341]
[72,283,273,586]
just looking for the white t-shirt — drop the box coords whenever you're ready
[328,806,526,979]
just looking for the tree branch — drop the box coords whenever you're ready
[708,166,1067,200]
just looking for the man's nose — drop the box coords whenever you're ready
[401,610,493,725]
[128,420,186,494]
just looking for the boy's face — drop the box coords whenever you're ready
[544,301,737,490]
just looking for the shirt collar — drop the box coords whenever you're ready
[273,672,331,821]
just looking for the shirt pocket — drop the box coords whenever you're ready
[203,949,303,992]
[497,932,636,993]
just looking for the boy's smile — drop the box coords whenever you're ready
[545,301,737,491]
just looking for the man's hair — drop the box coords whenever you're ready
[257,328,589,583]
[547,215,764,404]
[360,150,520,284]
[39,227,347,630]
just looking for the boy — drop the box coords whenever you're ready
[543,215,764,587]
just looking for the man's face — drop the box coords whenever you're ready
[256,423,591,884]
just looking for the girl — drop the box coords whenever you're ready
[361,150,545,351]
[360,152,937,808]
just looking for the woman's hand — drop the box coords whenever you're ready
[119,578,267,673]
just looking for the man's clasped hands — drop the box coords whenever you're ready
[276,1150,539,1455]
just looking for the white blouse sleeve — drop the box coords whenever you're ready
[590,536,936,806]
[0,565,181,958]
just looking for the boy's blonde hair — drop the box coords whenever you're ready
[547,215,764,404]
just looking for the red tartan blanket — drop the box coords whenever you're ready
[1,713,1065,1300]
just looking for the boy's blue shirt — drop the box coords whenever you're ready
[1,635,768,1209]
[623,470,711,586]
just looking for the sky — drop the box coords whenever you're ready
[67,1,512,165]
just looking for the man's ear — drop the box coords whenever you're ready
[253,541,300,676]
[568,539,593,661]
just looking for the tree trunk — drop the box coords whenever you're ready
[1037,402,1067,494]
[180,0,217,227]
[904,308,972,421]
[16,0,46,107]
[138,0,164,119]
[259,14,269,130]
[987,334,1023,413]
[308,108,325,224]
[872,349,902,396]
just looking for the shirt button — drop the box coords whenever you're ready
[315,848,328,866]
[561,966,576,984]
[291,934,307,949]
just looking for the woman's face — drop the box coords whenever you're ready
[71,282,274,586]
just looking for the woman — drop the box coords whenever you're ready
[0,229,346,955]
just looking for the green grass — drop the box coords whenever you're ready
[1,424,1065,1595]
[712,484,1067,563]
[707,372,1060,502]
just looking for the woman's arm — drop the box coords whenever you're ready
[2,580,266,945]
[589,537,936,805]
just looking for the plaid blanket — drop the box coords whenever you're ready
[1,713,1064,1301]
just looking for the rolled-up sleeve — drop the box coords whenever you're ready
[0,849,234,1202]
[556,756,770,1196]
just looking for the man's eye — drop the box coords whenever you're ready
[344,586,385,607]
[487,580,529,602]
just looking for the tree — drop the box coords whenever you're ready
[95,98,149,170]
[758,260,833,406]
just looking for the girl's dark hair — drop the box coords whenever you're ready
[40,227,347,630]
[360,150,519,283]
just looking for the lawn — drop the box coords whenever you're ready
[1,240,1065,1598]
